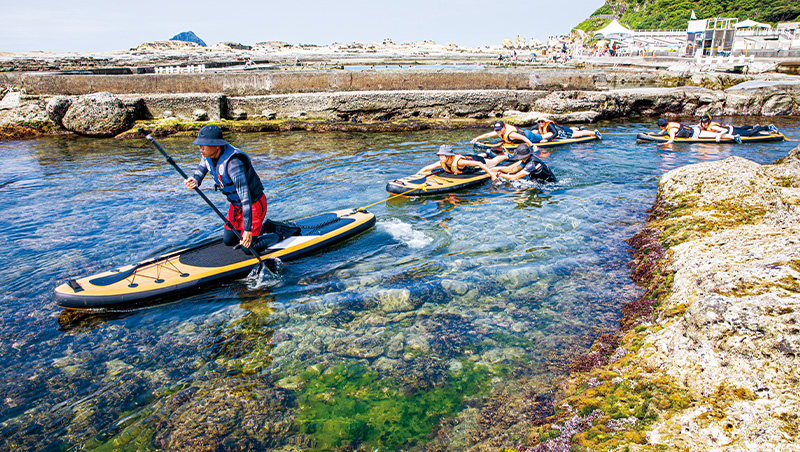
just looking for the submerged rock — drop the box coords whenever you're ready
[46,96,72,128]
[375,288,417,313]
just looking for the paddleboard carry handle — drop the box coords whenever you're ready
[139,128,270,271]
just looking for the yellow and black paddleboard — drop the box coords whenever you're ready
[636,132,785,144]
[386,169,492,196]
[473,134,600,153]
[54,209,376,310]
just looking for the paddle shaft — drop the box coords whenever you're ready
[143,132,266,268]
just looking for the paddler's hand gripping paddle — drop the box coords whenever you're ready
[139,128,275,273]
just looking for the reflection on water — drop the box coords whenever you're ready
[1,120,798,451]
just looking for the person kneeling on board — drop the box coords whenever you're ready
[536,117,601,142]
[183,125,280,253]
[698,113,777,142]
[417,145,502,181]
[494,145,557,183]
[470,120,542,148]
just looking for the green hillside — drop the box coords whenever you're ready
[575,0,800,33]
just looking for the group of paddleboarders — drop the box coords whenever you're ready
[655,114,779,144]
[186,115,781,253]
[414,118,595,184]
[470,119,600,146]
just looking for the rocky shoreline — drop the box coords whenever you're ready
[1,69,799,141]
[519,146,800,451]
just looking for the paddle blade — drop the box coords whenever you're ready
[247,257,284,288]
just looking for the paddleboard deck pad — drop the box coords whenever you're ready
[473,134,600,152]
[54,209,375,310]
[636,132,785,143]
[386,169,493,196]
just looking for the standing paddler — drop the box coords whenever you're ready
[184,125,274,252]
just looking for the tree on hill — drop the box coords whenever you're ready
[575,0,800,33]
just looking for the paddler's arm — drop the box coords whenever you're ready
[499,169,530,181]
[508,131,535,147]
[495,161,522,174]
[470,131,499,143]
[461,161,498,181]
[228,158,254,248]
[417,162,441,175]
[665,128,677,144]
[184,163,208,189]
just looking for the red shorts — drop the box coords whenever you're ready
[225,194,267,236]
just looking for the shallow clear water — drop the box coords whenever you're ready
[1,119,798,451]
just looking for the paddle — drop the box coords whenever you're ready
[139,128,275,273]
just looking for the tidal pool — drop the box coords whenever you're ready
[1,119,798,451]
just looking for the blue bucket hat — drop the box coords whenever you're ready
[192,125,229,146]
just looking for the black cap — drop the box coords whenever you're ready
[700,113,712,123]
[493,120,505,131]
[657,118,667,127]
[509,144,533,161]
[191,125,229,146]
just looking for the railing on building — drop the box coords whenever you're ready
[154,65,206,74]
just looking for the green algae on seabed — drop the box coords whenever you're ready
[295,361,491,451]
[0,121,63,140]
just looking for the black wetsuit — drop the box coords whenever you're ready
[520,156,557,183]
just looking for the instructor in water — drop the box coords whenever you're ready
[184,125,267,250]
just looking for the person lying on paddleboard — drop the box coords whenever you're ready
[493,145,557,183]
[417,145,502,181]
[698,113,778,142]
[536,117,601,142]
[184,125,274,252]
[655,118,719,144]
[470,120,542,148]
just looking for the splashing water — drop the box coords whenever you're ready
[377,218,434,249]
[246,258,284,288]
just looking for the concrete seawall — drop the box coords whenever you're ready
[8,69,666,96]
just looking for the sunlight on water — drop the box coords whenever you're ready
[0,119,798,451]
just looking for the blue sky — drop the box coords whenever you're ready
[2,0,604,53]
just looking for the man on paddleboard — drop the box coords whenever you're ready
[184,125,269,250]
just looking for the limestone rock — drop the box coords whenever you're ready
[229,108,247,120]
[761,93,793,115]
[61,92,133,137]
[192,109,208,121]
[634,148,800,450]
[45,96,72,128]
